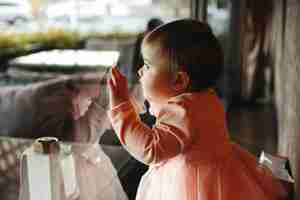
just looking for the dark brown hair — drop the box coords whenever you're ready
[143,19,224,91]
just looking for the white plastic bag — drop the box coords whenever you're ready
[19,137,79,200]
[18,137,128,200]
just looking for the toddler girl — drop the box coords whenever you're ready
[107,19,287,200]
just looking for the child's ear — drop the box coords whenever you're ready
[173,71,190,92]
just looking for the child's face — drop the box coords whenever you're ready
[139,43,178,103]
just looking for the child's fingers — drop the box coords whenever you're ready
[112,67,127,80]
[111,67,118,77]
[111,68,128,89]
[115,67,123,77]
[111,68,122,84]
[113,68,128,87]
[107,77,116,92]
[110,68,118,86]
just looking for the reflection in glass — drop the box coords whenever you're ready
[0,136,129,200]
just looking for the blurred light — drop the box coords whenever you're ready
[11,50,120,68]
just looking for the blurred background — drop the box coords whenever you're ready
[0,0,299,200]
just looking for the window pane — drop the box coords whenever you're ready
[0,0,192,86]
[0,0,191,34]
[207,0,231,98]
[0,2,192,200]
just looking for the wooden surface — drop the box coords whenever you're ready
[269,0,300,199]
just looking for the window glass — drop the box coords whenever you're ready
[206,0,231,98]
[0,0,192,86]
[0,2,191,199]
[0,0,191,35]
[207,0,231,36]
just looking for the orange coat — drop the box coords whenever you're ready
[108,90,286,200]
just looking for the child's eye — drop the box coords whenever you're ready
[144,64,150,70]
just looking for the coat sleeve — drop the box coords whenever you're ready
[108,99,193,165]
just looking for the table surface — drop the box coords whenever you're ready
[9,49,120,69]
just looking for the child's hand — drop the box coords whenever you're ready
[72,96,93,120]
[63,74,102,120]
[107,67,130,109]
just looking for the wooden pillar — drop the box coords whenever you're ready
[270,0,300,199]
[224,0,244,102]
[240,0,274,102]
[191,0,208,21]
[190,0,200,19]
[200,0,208,21]
[239,0,300,197]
